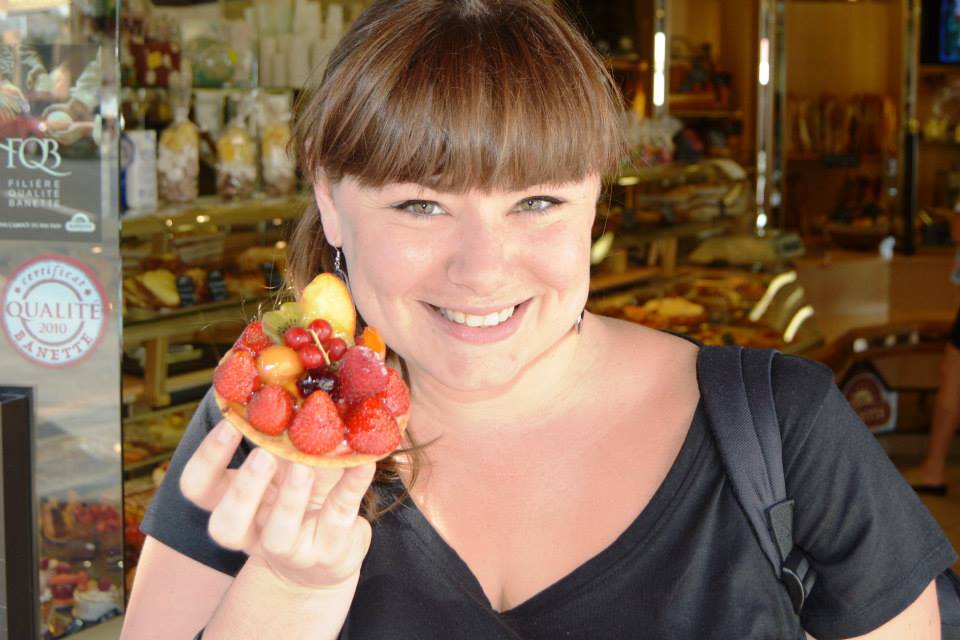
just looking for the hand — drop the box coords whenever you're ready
[179,419,377,590]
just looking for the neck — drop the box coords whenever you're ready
[404,313,600,454]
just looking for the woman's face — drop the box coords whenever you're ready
[315,175,602,393]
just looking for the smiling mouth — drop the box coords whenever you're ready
[427,302,525,328]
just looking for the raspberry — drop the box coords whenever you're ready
[284,327,312,350]
[288,391,345,455]
[246,385,295,435]
[335,398,352,420]
[214,351,260,404]
[339,346,388,404]
[346,398,402,455]
[239,321,273,354]
[376,368,410,417]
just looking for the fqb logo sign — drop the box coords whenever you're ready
[0,137,71,177]
[2,256,108,368]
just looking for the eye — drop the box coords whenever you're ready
[394,200,445,217]
[514,196,563,213]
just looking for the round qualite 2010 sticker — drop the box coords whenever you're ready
[2,255,108,368]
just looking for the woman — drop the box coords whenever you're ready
[122,1,953,638]
[905,213,960,494]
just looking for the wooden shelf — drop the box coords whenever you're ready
[590,267,662,293]
[121,193,309,239]
[670,109,744,121]
[919,64,960,77]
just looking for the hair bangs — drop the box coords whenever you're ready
[295,0,628,194]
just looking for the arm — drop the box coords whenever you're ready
[120,537,233,639]
[804,580,940,640]
[174,420,374,639]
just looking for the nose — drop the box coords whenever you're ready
[445,216,511,297]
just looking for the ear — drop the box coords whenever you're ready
[313,176,343,248]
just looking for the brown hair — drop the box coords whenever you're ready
[286,0,628,520]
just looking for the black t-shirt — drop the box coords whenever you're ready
[141,351,956,639]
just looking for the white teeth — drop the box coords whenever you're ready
[438,305,517,328]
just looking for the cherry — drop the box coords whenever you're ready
[308,319,332,342]
[326,337,348,361]
[298,345,326,370]
[283,327,312,350]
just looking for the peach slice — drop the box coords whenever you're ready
[301,273,356,345]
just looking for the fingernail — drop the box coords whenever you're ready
[250,449,272,475]
[215,421,235,444]
[289,464,310,488]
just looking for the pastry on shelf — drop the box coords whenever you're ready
[137,269,181,308]
[622,297,707,329]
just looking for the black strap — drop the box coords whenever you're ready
[697,345,816,614]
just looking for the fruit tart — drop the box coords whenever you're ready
[213,274,410,468]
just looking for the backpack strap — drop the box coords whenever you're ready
[697,345,817,614]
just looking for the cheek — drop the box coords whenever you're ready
[345,228,440,317]
[526,222,591,288]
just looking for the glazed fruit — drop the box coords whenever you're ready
[308,318,333,342]
[301,273,356,342]
[214,351,260,404]
[339,346,389,404]
[288,391,345,454]
[262,302,305,344]
[298,344,327,370]
[377,368,410,417]
[246,385,295,435]
[346,398,402,455]
[212,273,410,467]
[256,345,304,385]
[239,321,272,354]
[283,327,312,350]
[360,326,387,360]
[326,337,349,361]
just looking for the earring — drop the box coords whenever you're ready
[575,309,585,335]
[333,247,349,285]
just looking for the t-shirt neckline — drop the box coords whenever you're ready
[389,398,709,620]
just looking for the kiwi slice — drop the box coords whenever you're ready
[262,302,305,343]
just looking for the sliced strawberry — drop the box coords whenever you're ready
[213,351,260,404]
[346,398,402,455]
[239,321,273,354]
[376,368,410,417]
[339,346,388,404]
[288,391,345,455]
[246,385,295,435]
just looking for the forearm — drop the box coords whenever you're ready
[204,556,358,640]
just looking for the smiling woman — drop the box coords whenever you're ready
[123,2,954,640]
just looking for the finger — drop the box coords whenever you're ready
[180,420,242,511]
[315,464,376,538]
[207,448,278,551]
[260,464,315,557]
[309,467,348,505]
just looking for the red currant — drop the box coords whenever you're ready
[283,327,312,350]
[326,337,348,361]
[308,319,332,342]
[298,344,326,369]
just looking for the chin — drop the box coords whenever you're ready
[416,350,526,394]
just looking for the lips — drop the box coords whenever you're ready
[424,299,531,344]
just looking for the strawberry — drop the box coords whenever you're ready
[246,385,295,435]
[288,391,345,454]
[376,368,410,417]
[238,321,272,354]
[346,398,402,455]
[335,398,352,420]
[339,346,388,404]
[213,351,260,404]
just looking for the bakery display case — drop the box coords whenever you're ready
[0,1,126,637]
